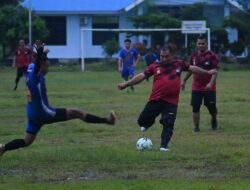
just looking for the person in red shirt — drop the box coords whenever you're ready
[117,45,217,151]
[181,35,219,132]
[12,39,32,90]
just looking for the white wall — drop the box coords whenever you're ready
[46,15,81,59]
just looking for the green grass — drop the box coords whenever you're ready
[0,65,250,189]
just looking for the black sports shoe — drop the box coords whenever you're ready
[13,85,17,91]
[193,127,200,132]
[211,119,218,130]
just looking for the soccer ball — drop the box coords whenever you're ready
[136,137,153,150]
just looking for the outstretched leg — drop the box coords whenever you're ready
[0,133,36,157]
[66,108,116,125]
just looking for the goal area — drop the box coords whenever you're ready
[80,28,210,71]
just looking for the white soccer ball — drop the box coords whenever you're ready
[136,137,153,150]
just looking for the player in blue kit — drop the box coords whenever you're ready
[0,45,116,157]
[118,39,141,92]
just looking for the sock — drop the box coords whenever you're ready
[4,139,26,151]
[85,114,107,123]
[161,126,173,148]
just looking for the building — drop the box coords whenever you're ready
[22,0,241,59]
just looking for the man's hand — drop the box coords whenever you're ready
[207,69,217,75]
[118,66,122,72]
[117,82,127,90]
[181,80,186,91]
[205,82,213,90]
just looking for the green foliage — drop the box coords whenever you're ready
[102,39,120,58]
[129,12,180,29]
[0,0,20,7]
[0,4,48,61]
[211,27,229,53]
[230,40,245,56]
[128,2,214,48]
[223,12,250,45]
[179,3,207,20]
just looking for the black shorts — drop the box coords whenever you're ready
[191,91,216,106]
[26,108,67,135]
[138,100,177,128]
[16,67,28,78]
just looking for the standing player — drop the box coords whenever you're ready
[117,45,217,151]
[0,45,116,157]
[118,39,141,92]
[12,39,32,91]
[144,49,158,66]
[181,35,219,132]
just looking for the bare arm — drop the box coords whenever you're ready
[133,55,141,67]
[206,72,218,90]
[181,71,192,90]
[34,46,44,75]
[118,58,122,72]
[117,72,146,90]
[188,65,217,75]
[12,56,16,68]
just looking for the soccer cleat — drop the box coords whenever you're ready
[106,111,116,125]
[193,127,200,132]
[159,147,169,152]
[211,119,218,131]
[0,144,5,157]
[12,85,17,91]
[140,127,147,132]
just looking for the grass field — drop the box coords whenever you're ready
[0,64,249,189]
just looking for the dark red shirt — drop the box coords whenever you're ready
[190,51,219,91]
[15,47,31,67]
[144,60,190,105]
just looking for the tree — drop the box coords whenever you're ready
[128,3,212,48]
[0,0,20,7]
[224,12,250,44]
[230,40,245,56]
[179,3,207,21]
[0,3,48,63]
[128,7,181,46]
[211,27,229,54]
[223,11,250,59]
[102,39,120,58]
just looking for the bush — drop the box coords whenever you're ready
[230,40,245,56]
[102,39,120,58]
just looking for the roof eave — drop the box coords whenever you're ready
[124,0,145,12]
[35,10,123,15]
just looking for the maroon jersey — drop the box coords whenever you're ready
[144,60,190,105]
[15,47,31,67]
[190,51,219,91]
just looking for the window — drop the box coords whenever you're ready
[92,16,119,45]
[41,16,66,45]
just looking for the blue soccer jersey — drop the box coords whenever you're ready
[25,65,56,133]
[144,53,158,66]
[118,48,139,68]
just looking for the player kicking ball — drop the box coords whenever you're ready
[0,44,116,157]
[117,45,217,151]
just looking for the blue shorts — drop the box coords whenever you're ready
[121,67,135,79]
[26,108,67,135]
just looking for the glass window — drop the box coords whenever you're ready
[41,16,66,45]
[92,16,119,45]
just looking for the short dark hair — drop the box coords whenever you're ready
[161,43,177,54]
[197,35,207,41]
[124,39,131,43]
